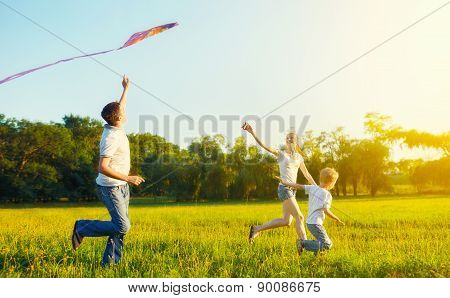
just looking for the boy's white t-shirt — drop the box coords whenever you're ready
[304,185,332,225]
[277,150,303,184]
[96,125,130,187]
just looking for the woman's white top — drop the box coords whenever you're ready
[277,150,304,184]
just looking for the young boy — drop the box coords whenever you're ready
[278,167,344,255]
[71,75,145,266]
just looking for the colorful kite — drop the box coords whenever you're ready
[0,22,178,85]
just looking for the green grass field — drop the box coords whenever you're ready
[0,195,449,277]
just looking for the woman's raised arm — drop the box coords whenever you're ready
[299,162,317,185]
[241,122,279,156]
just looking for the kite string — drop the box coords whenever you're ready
[330,204,362,225]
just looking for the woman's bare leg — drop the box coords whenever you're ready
[284,197,307,240]
[253,201,292,238]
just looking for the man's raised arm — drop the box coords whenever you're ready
[119,75,130,109]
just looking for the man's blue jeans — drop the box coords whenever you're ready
[302,224,333,252]
[77,184,130,266]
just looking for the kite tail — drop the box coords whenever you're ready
[0,22,178,85]
[0,49,116,85]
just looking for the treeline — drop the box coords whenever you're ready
[0,113,449,202]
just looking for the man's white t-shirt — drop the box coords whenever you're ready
[277,150,303,184]
[96,125,130,187]
[304,185,332,225]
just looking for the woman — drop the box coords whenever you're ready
[241,122,316,244]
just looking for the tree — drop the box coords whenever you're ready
[411,157,450,192]
[301,130,326,184]
[391,130,450,157]
[59,115,103,200]
[325,128,356,196]
[364,112,400,142]
[358,140,391,196]
[346,141,364,196]
[0,117,74,201]
[1,112,447,202]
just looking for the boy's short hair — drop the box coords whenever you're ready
[101,102,121,126]
[320,168,339,184]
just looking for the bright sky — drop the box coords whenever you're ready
[1,0,449,160]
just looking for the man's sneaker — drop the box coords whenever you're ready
[296,239,304,256]
[71,221,84,251]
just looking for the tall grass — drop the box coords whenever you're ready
[0,196,448,277]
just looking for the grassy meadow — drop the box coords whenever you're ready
[0,195,449,278]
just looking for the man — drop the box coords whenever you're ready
[71,75,144,266]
